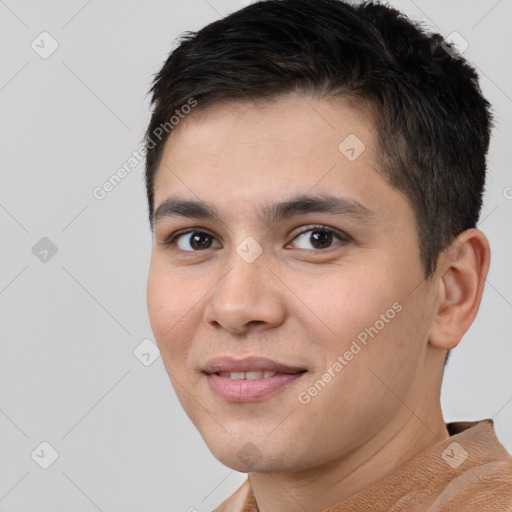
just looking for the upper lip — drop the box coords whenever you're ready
[203,356,307,374]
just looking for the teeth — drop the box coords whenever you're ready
[245,371,263,380]
[217,371,278,379]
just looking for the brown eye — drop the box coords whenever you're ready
[189,232,213,250]
[310,230,333,249]
[171,231,221,251]
[290,226,345,250]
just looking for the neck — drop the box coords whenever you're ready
[248,404,449,512]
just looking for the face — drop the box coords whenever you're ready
[147,93,439,473]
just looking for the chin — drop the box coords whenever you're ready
[203,432,299,473]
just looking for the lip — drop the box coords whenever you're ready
[203,356,307,402]
[203,356,306,374]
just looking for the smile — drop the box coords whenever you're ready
[218,371,277,379]
[203,356,307,402]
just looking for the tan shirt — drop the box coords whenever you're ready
[215,419,512,511]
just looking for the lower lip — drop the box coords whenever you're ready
[206,372,305,402]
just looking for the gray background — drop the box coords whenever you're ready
[0,0,511,510]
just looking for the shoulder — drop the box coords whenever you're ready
[432,419,512,511]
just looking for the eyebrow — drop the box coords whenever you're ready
[152,193,375,226]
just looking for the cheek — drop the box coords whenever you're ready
[288,265,400,347]
[290,263,423,398]
[306,271,429,408]
[147,262,212,431]
[146,261,201,370]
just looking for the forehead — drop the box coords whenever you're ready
[152,92,410,226]
[157,93,376,163]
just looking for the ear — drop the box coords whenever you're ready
[429,229,490,350]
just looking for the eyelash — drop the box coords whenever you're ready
[162,225,350,252]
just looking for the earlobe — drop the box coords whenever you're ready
[429,229,490,350]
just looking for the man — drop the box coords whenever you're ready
[144,0,512,510]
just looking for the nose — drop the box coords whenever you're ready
[203,249,286,335]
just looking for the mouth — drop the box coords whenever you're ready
[203,356,307,402]
[217,370,281,379]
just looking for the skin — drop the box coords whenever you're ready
[146,92,490,511]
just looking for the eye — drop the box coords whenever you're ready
[166,230,221,251]
[287,226,347,250]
